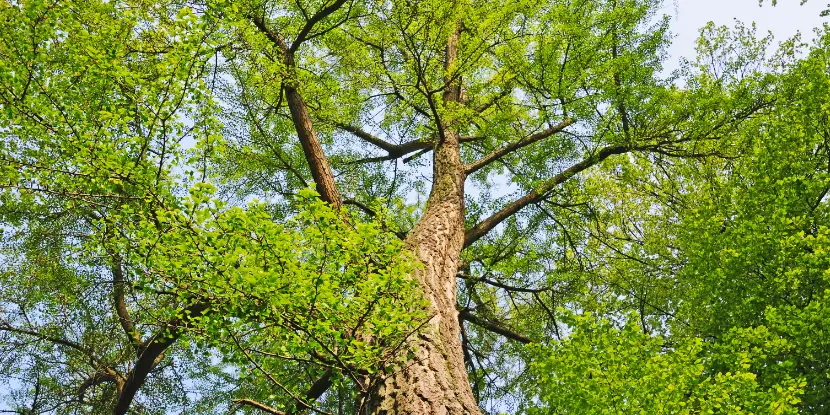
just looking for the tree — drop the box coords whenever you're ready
[0,0,825,414]
[569,24,830,413]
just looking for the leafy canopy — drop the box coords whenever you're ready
[1,0,829,413]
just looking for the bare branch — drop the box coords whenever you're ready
[466,117,574,175]
[458,310,534,344]
[78,370,123,404]
[457,272,549,294]
[463,93,771,248]
[337,124,484,164]
[402,147,431,164]
[474,88,514,114]
[464,144,630,247]
[233,398,287,415]
[335,123,416,153]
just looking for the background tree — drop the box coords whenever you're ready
[557,23,830,413]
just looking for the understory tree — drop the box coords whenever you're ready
[0,0,827,413]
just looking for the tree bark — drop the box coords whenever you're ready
[358,22,481,415]
[285,84,342,209]
[358,130,478,414]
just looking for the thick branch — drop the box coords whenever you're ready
[290,0,349,53]
[458,310,534,344]
[289,369,334,414]
[466,117,574,175]
[249,14,342,208]
[250,15,289,54]
[78,370,123,403]
[464,144,630,247]
[113,301,209,415]
[336,123,427,155]
[285,86,343,208]
[110,255,143,351]
[337,124,483,164]
[442,21,464,106]
[610,11,632,142]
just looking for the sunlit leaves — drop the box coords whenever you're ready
[121,185,427,378]
[528,312,805,414]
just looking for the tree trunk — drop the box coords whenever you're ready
[357,22,480,414]
[358,124,480,413]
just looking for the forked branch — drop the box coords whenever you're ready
[458,310,534,344]
[249,12,343,208]
[337,123,482,164]
[290,0,351,53]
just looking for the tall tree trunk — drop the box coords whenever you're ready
[251,14,481,413]
[358,131,479,414]
[358,22,480,415]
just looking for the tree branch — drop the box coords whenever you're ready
[474,87,514,114]
[335,123,426,154]
[77,370,123,404]
[464,144,630,247]
[249,13,343,208]
[114,301,209,415]
[0,323,107,368]
[463,93,770,248]
[233,398,287,415]
[109,254,143,352]
[457,272,549,294]
[458,310,534,344]
[337,123,483,164]
[289,369,334,414]
[290,0,350,53]
[250,15,289,54]
[228,331,334,415]
[466,118,574,175]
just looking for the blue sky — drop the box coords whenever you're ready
[666,0,827,65]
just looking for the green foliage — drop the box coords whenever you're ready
[126,185,427,376]
[1,0,830,413]
[559,25,830,414]
[527,312,805,414]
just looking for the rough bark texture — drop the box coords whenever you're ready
[358,22,481,415]
[285,84,343,209]
[359,130,478,414]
